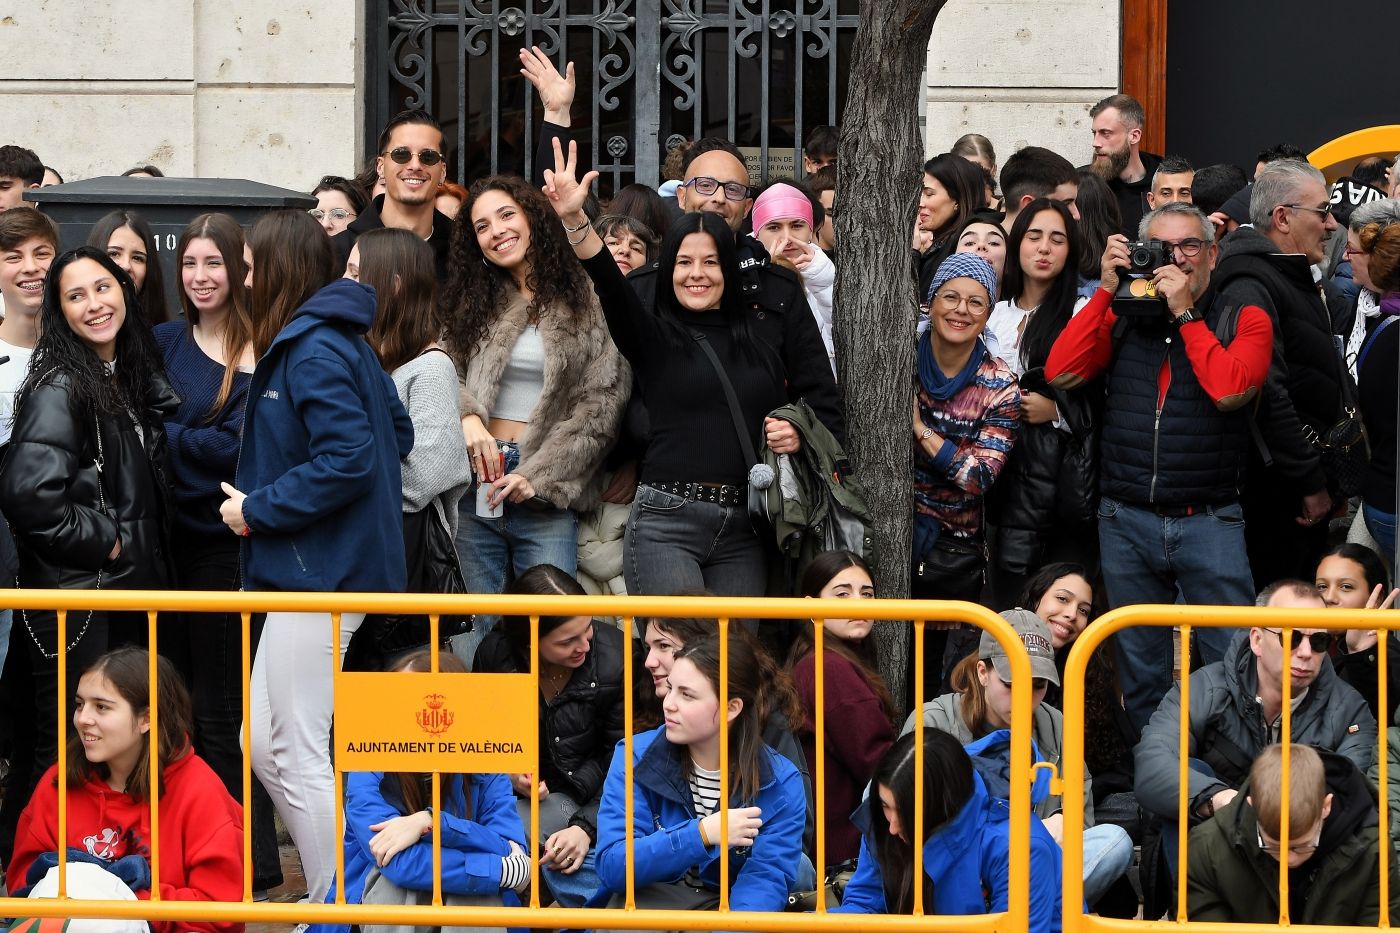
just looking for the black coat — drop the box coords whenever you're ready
[0,371,179,590]
[473,621,634,842]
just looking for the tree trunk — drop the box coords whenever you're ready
[835,0,949,717]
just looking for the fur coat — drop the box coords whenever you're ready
[454,285,628,511]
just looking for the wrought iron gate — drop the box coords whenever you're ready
[365,0,860,195]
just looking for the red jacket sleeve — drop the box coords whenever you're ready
[8,767,60,893]
[1045,288,1116,387]
[1177,305,1273,410]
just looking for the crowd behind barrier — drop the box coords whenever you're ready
[0,39,1398,933]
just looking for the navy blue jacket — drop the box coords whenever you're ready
[592,725,806,913]
[235,278,413,592]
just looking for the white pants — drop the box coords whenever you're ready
[248,610,364,902]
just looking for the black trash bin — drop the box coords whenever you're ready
[25,176,316,320]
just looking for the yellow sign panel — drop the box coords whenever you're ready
[336,672,536,772]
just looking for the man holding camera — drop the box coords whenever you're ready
[1045,202,1274,736]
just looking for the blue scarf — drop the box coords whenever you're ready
[918,328,986,400]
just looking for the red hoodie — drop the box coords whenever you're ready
[10,751,245,933]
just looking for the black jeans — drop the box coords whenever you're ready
[163,530,282,890]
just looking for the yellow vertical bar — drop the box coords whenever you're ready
[432,770,443,906]
[57,608,68,898]
[1005,613,1031,931]
[148,610,161,899]
[813,615,826,913]
[913,617,924,917]
[1279,624,1293,925]
[623,615,636,910]
[530,613,541,908]
[718,617,730,914]
[1176,623,1192,921]
[1380,619,1390,927]
[333,611,346,905]
[241,611,253,902]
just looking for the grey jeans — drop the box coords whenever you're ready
[623,484,768,596]
[359,868,507,933]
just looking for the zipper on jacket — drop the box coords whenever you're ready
[1148,337,1170,504]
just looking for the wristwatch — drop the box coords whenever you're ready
[1171,306,1204,327]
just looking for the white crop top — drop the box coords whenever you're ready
[490,325,545,421]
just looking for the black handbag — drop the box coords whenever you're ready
[1305,336,1370,498]
[911,531,986,599]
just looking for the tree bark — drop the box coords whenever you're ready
[835,0,949,717]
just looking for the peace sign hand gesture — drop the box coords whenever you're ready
[543,138,599,220]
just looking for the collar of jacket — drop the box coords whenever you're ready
[1224,630,1339,720]
[634,727,777,810]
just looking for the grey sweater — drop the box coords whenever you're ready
[392,348,472,535]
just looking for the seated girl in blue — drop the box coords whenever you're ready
[308,650,528,933]
[835,727,1064,933]
[591,635,806,921]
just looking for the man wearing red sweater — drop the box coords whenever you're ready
[1046,202,1273,737]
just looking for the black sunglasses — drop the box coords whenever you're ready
[385,146,444,167]
[1263,628,1333,653]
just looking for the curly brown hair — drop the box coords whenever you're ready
[440,175,593,357]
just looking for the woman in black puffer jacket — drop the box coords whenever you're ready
[471,563,635,908]
[0,246,178,833]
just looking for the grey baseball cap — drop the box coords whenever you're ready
[978,608,1060,686]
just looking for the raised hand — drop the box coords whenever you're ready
[542,138,599,220]
[519,46,575,123]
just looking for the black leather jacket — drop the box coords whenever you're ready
[0,371,180,590]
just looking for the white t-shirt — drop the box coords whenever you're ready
[0,336,35,445]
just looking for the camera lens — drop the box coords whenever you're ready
[1130,246,1152,268]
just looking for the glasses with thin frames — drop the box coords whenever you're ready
[1256,824,1321,857]
[935,289,991,316]
[1284,203,1332,220]
[1263,628,1333,653]
[681,176,753,202]
[1163,238,1206,259]
[385,146,444,167]
[308,208,355,222]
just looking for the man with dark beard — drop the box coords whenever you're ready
[1087,94,1162,238]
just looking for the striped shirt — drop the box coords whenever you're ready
[689,764,722,818]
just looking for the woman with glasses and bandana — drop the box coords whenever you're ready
[543,139,838,599]
[440,173,626,665]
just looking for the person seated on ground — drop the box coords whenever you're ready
[590,635,806,923]
[902,609,1132,907]
[636,610,817,888]
[834,727,1062,933]
[471,564,627,908]
[1318,543,1400,721]
[1134,580,1377,880]
[8,648,243,933]
[308,650,528,933]
[1188,743,1400,925]
[785,550,895,869]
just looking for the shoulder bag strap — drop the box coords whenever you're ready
[691,330,761,466]
[1357,314,1400,374]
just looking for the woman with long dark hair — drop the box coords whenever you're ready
[1321,543,1400,721]
[1074,169,1123,297]
[309,650,527,933]
[834,728,1062,931]
[220,208,412,901]
[544,140,841,596]
[592,635,807,919]
[915,153,987,303]
[786,550,894,867]
[0,245,177,830]
[441,174,626,662]
[472,564,627,907]
[985,197,1098,608]
[86,209,172,327]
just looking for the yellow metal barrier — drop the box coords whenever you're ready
[0,589,1032,932]
[1061,604,1396,933]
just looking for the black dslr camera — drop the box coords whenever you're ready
[1113,239,1174,318]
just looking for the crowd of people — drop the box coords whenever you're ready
[0,45,1398,932]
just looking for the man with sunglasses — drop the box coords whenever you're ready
[1046,202,1274,737]
[331,108,455,280]
[1213,158,1345,592]
[1133,580,1375,885]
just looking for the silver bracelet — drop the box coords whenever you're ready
[566,224,592,246]
[562,215,591,234]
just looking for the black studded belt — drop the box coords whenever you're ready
[647,481,745,507]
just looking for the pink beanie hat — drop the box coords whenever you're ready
[750,183,814,231]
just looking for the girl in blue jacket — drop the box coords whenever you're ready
[591,635,807,923]
[307,650,529,933]
[218,209,413,902]
[835,727,1063,933]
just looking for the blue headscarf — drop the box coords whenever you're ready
[917,253,996,399]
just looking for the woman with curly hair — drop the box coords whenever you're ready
[0,245,179,831]
[441,174,627,663]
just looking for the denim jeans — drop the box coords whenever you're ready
[1364,501,1396,565]
[453,440,579,666]
[1097,497,1254,738]
[623,484,768,596]
[515,792,601,908]
[1081,822,1134,906]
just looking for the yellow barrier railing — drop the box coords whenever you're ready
[0,589,1030,932]
[1061,604,1396,933]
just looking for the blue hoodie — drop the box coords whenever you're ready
[235,278,413,592]
[305,771,527,933]
[591,725,806,913]
[835,729,1063,933]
